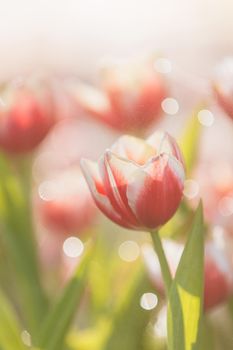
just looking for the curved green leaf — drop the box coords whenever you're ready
[39,246,93,350]
[168,202,204,350]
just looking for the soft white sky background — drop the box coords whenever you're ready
[0,0,232,79]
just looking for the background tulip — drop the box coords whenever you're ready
[37,168,96,236]
[81,131,185,230]
[0,77,57,154]
[71,58,166,134]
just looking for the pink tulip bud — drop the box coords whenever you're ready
[37,169,96,236]
[0,77,56,154]
[81,131,185,230]
[72,59,166,134]
[213,57,233,121]
[143,240,233,311]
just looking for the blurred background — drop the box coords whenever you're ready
[0,1,233,350]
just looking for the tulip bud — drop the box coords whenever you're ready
[81,131,185,230]
[71,58,166,134]
[143,240,233,311]
[102,60,167,132]
[37,169,96,236]
[0,77,56,154]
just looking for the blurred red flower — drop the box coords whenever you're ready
[72,58,166,134]
[37,168,96,236]
[0,77,58,154]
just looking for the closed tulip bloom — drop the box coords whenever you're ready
[81,131,185,231]
[0,78,56,154]
[102,61,167,132]
[72,59,166,134]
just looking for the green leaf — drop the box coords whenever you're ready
[88,234,121,316]
[167,202,204,350]
[67,319,111,350]
[0,153,48,338]
[179,108,202,175]
[0,289,27,350]
[39,246,93,350]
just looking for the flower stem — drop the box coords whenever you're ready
[150,231,172,295]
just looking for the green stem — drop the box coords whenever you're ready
[150,231,172,296]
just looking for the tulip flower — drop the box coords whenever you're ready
[143,240,233,311]
[81,130,185,296]
[0,78,56,154]
[72,59,166,134]
[81,131,185,231]
[37,169,96,236]
[213,57,233,121]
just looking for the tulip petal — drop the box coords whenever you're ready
[111,135,155,165]
[126,154,184,229]
[147,131,184,165]
[105,151,143,226]
[80,158,133,228]
[99,152,141,228]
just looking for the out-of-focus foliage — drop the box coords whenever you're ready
[39,247,93,350]
[0,289,28,350]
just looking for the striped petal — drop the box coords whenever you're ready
[80,158,133,229]
[98,151,141,228]
[111,135,156,165]
[126,154,185,229]
[147,131,184,165]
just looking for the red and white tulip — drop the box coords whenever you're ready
[81,131,185,230]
